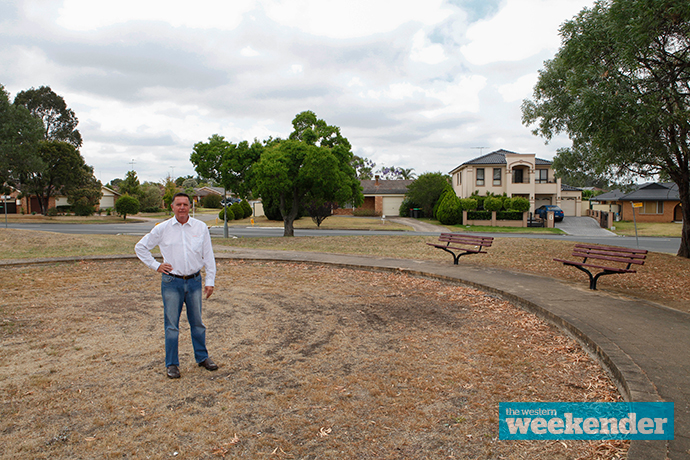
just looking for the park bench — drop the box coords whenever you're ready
[553,244,648,290]
[427,233,494,265]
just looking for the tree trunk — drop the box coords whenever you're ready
[677,178,690,258]
[280,191,300,237]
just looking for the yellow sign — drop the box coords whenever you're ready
[632,202,643,208]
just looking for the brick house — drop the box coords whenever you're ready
[595,183,682,223]
[334,177,412,216]
[449,149,582,216]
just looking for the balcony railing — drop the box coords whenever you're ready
[511,178,530,184]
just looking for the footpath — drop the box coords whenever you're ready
[214,248,689,460]
[3,247,688,459]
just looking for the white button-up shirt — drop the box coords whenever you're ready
[135,216,216,286]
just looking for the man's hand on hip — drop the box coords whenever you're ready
[157,263,173,274]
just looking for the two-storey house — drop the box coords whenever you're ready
[449,149,582,216]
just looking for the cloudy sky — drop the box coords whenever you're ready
[1,0,593,184]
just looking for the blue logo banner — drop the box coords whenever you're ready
[499,402,674,440]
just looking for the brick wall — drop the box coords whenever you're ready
[620,201,680,222]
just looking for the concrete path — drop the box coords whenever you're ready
[557,216,617,237]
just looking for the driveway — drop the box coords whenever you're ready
[556,216,617,236]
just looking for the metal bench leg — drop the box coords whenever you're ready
[591,271,617,290]
[440,247,460,265]
[571,265,596,289]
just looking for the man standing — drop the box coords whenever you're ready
[135,192,218,379]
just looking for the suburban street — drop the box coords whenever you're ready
[3,216,682,255]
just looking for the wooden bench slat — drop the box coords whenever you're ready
[574,244,648,254]
[571,252,647,265]
[428,233,494,264]
[554,244,647,290]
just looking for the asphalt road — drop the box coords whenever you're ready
[3,219,682,254]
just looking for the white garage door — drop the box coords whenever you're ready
[382,196,404,217]
[560,197,577,216]
[534,197,552,209]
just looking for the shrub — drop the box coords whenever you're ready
[353,208,378,217]
[483,196,504,212]
[230,202,244,220]
[507,196,530,212]
[468,210,491,220]
[240,200,252,218]
[73,199,95,216]
[201,194,222,209]
[115,195,140,220]
[435,192,462,225]
[140,206,162,213]
[46,207,59,217]
[497,211,524,220]
[459,198,478,211]
[218,207,235,221]
[398,198,419,217]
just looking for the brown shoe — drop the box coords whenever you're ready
[198,357,218,371]
[167,365,180,379]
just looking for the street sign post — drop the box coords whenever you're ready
[632,202,643,247]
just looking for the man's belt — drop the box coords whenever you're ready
[168,271,200,280]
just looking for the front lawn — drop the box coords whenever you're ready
[611,221,683,237]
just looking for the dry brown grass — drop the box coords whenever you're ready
[0,228,141,260]
[0,260,627,459]
[217,235,690,313]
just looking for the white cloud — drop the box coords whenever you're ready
[410,30,447,65]
[497,73,539,102]
[263,0,454,39]
[241,46,260,57]
[55,0,257,31]
[460,0,591,65]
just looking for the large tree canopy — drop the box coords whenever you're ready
[13,86,82,147]
[254,111,363,236]
[22,140,97,215]
[0,85,44,193]
[522,0,690,257]
[190,134,262,199]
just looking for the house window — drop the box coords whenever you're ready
[536,169,548,183]
[456,173,461,186]
[641,201,664,214]
[476,168,485,186]
[493,168,501,186]
[512,168,524,184]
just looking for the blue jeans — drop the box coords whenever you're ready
[161,273,208,367]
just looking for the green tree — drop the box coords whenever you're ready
[352,155,375,180]
[22,141,93,215]
[0,85,44,193]
[162,176,179,211]
[404,172,451,218]
[119,170,141,198]
[254,111,363,236]
[66,164,102,216]
[521,0,690,257]
[200,193,222,209]
[190,134,262,199]
[13,86,82,147]
[115,195,140,220]
[139,182,163,211]
[436,191,462,225]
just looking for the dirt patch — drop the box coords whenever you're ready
[1,260,626,459]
